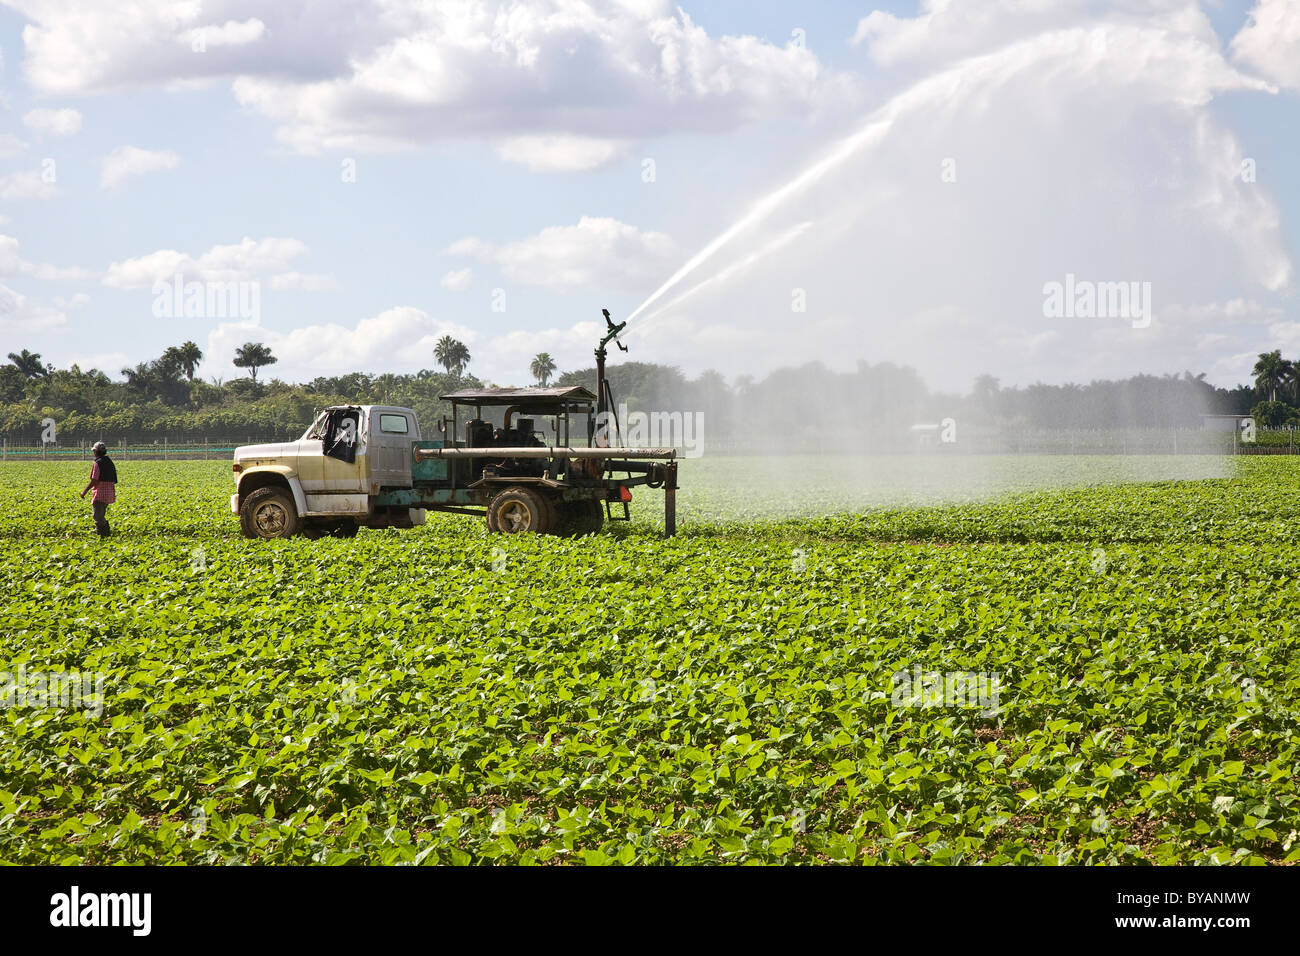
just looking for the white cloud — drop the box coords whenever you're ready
[28,263,93,280]
[0,237,22,275]
[230,3,828,154]
[190,18,267,49]
[269,271,340,292]
[66,350,130,372]
[6,1,834,157]
[103,237,311,288]
[53,292,92,310]
[850,0,1221,73]
[0,168,58,200]
[852,0,1088,68]
[448,216,676,290]
[7,1,287,93]
[481,319,603,379]
[204,306,479,379]
[1231,0,1300,91]
[0,282,67,334]
[100,146,180,188]
[496,135,630,172]
[1161,298,1284,327]
[22,107,82,135]
[440,267,473,291]
[0,134,28,157]
[1206,350,1263,386]
[0,235,92,280]
[1267,323,1300,362]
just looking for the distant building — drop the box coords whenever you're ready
[910,423,940,446]
[1202,413,1249,432]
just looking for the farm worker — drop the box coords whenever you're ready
[80,441,117,537]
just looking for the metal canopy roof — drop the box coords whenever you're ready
[440,385,596,406]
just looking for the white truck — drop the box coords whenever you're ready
[232,404,427,538]
[230,315,680,540]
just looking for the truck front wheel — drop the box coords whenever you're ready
[240,487,301,539]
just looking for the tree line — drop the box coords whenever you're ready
[0,336,1287,444]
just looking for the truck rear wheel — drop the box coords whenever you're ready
[552,499,604,537]
[240,486,300,539]
[487,487,551,534]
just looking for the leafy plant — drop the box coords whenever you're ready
[0,456,1296,864]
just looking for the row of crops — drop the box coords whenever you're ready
[1,457,1297,863]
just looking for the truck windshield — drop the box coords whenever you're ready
[303,411,329,440]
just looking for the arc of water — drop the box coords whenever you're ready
[622,116,894,329]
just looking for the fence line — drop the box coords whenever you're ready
[0,438,252,461]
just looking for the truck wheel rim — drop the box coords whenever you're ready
[499,500,532,532]
[255,501,287,534]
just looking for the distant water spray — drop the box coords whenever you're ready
[620,29,1121,335]
[613,30,1237,525]
[624,116,896,331]
[634,220,815,332]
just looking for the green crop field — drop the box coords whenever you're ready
[1,456,1298,864]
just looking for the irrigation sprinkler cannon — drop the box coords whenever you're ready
[408,308,680,536]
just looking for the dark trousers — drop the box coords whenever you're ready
[92,500,111,537]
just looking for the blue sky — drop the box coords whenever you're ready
[1,0,1297,390]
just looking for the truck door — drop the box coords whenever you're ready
[320,407,365,494]
[367,409,416,491]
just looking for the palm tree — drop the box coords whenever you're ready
[434,335,455,374]
[170,341,203,380]
[232,342,277,381]
[530,352,557,386]
[434,335,471,375]
[374,372,401,404]
[7,349,48,378]
[1252,350,1292,403]
[1286,367,1300,406]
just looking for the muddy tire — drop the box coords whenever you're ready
[538,493,559,533]
[240,486,300,539]
[552,499,604,537]
[487,487,551,534]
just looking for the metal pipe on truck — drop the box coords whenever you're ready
[414,446,676,461]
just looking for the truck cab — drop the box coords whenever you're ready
[232,404,426,538]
